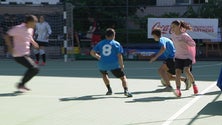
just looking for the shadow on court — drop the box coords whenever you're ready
[59,94,127,102]
[198,101,222,116]
[0,91,23,97]
[186,92,222,125]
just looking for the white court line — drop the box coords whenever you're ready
[161,82,216,125]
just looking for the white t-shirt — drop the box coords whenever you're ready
[35,21,52,42]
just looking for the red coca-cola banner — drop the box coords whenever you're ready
[148,18,218,39]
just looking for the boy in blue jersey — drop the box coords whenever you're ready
[150,28,190,91]
[90,28,132,97]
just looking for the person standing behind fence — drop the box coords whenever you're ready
[87,17,101,47]
[5,15,39,92]
[171,20,198,97]
[34,16,52,66]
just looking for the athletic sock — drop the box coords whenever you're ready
[42,54,46,63]
[106,85,112,91]
[176,86,181,90]
[35,53,40,61]
[124,87,128,92]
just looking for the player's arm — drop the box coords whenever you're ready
[118,53,124,70]
[4,34,13,54]
[183,34,196,46]
[150,46,166,63]
[47,23,52,37]
[90,50,101,60]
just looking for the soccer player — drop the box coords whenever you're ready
[34,15,52,65]
[5,15,39,92]
[171,20,198,97]
[150,28,190,92]
[90,28,132,97]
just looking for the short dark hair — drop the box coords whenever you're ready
[151,28,161,37]
[24,15,38,23]
[105,28,115,37]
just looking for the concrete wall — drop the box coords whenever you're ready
[136,5,200,17]
[156,0,176,6]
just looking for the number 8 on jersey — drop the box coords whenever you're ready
[102,44,112,56]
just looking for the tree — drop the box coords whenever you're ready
[66,0,153,31]
[198,0,222,26]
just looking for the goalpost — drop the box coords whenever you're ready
[0,1,74,62]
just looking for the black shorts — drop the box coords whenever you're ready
[37,41,49,46]
[100,68,125,78]
[163,58,175,75]
[175,58,192,71]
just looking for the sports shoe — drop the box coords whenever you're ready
[193,85,198,94]
[184,78,192,90]
[106,90,112,95]
[162,86,173,92]
[174,89,182,97]
[35,61,39,64]
[124,91,133,97]
[17,84,31,92]
[161,79,166,86]
[40,62,46,66]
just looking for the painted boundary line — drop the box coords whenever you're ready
[162,82,216,125]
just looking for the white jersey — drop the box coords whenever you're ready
[35,21,52,42]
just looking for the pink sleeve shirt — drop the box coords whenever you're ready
[171,32,196,64]
[7,23,34,57]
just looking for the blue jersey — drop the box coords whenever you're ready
[159,37,175,59]
[93,39,123,70]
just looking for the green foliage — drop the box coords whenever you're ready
[197,0,222,26]
[182,6,198,18]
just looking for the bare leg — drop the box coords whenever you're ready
[175,69,183,89]
[184,67,195,84]
[120,75,128,89]
[158,64,171,86]
[102,73,112,95]
[120,75,132,97]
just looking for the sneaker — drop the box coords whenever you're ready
[162,86,173,92]
[184,78,192,90]
[35,61,39,64]
[17,84,31,92]
[124,91,133,97]
[174,89,182,97]
[161,79,166,86]
[40,62,46,66]
[106,90,112,95]
[193,85,198,94]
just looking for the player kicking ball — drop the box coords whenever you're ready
[150,28,191,92]
[90,28,132,97]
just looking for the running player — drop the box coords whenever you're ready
[90,28,132,97]
[171,20,198,97]
[5,15,39,92]
[150,28,191,92]
[34,15,52,65]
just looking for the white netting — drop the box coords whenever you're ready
[0,3,74,59]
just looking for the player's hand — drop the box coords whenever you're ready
[33,43,39,49]
[149,57,156,63]
[96,55,101,60]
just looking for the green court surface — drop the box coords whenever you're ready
[0,59,221,125]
